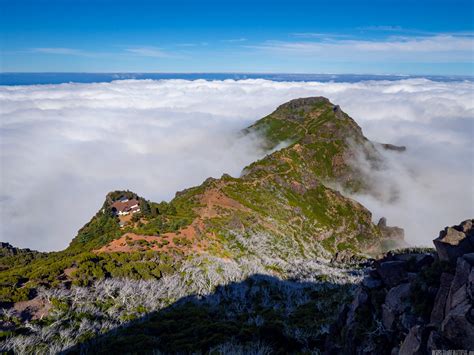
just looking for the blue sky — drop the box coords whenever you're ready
[1,0,473,74]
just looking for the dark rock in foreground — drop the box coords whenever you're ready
[434,219,474,263]
[327,218,474,354]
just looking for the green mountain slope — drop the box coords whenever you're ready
[246,97,381,188]
[68,96,393,260]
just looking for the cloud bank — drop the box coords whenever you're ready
[1,79,473,251]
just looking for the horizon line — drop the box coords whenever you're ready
[1,71,473,78]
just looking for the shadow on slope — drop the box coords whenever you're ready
[63,273,356,354]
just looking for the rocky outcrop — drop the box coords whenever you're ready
[382,282,411,329]
[378,217,405,242]
[440,252,474,349]
[330,250,368,265]
[376,260,409,287]
[379,143,407,152]
[434,219,474,263]
[0,242,36,257]
[430,273,454,324]
[327,219,474,354]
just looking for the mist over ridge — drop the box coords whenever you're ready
[0,78,473,251]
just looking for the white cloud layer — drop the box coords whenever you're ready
[1,79,473,251]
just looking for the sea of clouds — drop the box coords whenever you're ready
[1,78,473,251]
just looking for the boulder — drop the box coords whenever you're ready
[384,283,411,311]
[382,282,411,329]
[345,288,369,326]
[450,284,467,310]
[433,219,474,263]
[445,257,471,314]
[376,260,407,287]
[441,301,474,350]
[430,272,454,324]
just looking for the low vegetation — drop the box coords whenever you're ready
[1,258,362,353]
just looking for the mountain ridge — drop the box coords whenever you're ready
[69,96,404,261]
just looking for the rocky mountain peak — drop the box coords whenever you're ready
[274,96,330,119]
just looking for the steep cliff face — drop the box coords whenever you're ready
[328,219,474,354]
